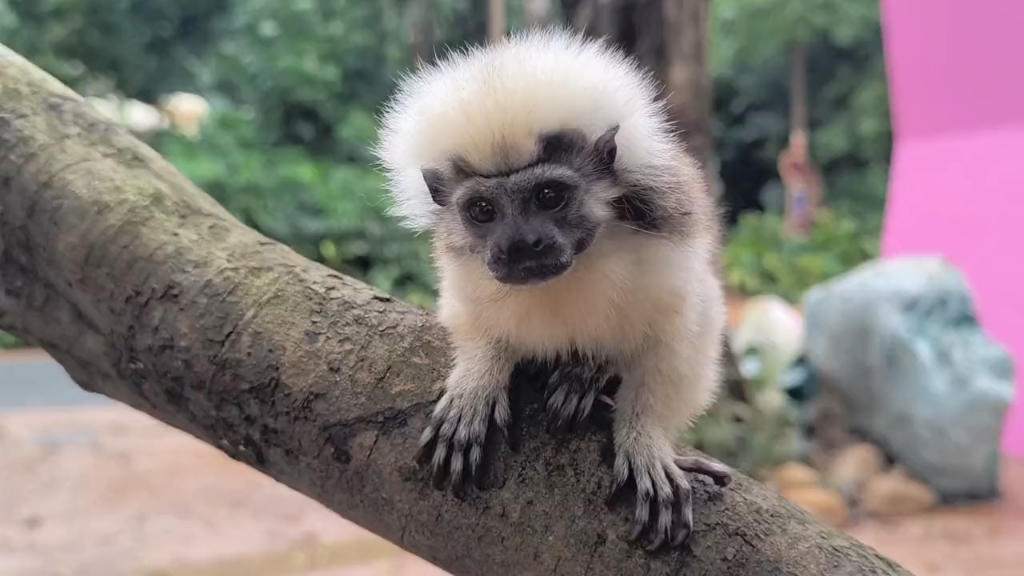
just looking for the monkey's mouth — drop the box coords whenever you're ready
[489,259,573,285]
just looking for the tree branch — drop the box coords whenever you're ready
[0,45,909,576]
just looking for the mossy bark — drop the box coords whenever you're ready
[0,45,910,576]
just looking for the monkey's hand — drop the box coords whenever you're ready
[610,435,732,550]
[415,347,514,493]
[544,353,615,432]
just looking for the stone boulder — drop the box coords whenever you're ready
[802,255,1015,501]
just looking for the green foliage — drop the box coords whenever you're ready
[712,0,882,66]
[157,112,437,308]
[2,0,450,309]
[712,0,892,223]
[683,351,803,476]
[2,0,891,316]
[0,0,232,100]
[723,208,880,302]
[199,0,409,158]
[151,0,442,306]
[0,331,24,350]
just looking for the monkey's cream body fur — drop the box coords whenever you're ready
[375,27,729,547]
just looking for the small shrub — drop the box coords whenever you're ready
[722,208,879,302]
[0,331,24,350]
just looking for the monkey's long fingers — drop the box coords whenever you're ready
[626,461,657,543]
[576,386,599,422]
[628,489,653,543]
[645,487,673,551]
[414,425,438,466]
[674,456,733,487]
[545,385,572,430]
[430,440,453,490]
[670,473,694,547]
[448,435,469,492]
[468,443,484,488]
[430,418,460,489]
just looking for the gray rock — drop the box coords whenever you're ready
[802,255,1015,501]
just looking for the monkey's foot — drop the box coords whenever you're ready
[609,446,732,550]
[544,357,614,431]
[415,387,512,493]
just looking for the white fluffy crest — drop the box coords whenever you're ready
[373,26,681,231]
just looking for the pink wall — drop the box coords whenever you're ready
[880,0,1024,457]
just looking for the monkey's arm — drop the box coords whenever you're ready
[610,294,732,550]
[416,338,516,491]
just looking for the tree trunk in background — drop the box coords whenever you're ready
[488,0,507,42]
[790,43,808,136]
[561,0,719,195]
[0,45,911,576]
[662,0,716,194]
[409,0,436,65]
[523,0,555,26]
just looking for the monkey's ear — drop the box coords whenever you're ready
[593,125,619,173]
[421,168,450,207]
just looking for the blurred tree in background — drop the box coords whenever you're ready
[712,0,891,224]
[0,0,889,349]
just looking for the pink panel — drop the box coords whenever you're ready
[880,0,1024,458]
[882,1,1024,139]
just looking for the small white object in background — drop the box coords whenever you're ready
[160,91,211,139]
[120,98,169,134]
[730,294,805,383]
[84,95,169,135]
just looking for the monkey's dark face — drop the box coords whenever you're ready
[423,127,619,286]
[458,166,599,285]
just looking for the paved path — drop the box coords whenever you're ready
[0,350,110,409]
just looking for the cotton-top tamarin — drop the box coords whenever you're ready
[373,27,732,550]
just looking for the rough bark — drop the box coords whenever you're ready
[0,46,909,576]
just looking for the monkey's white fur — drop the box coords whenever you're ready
[375,27,728,546]
[376,27,686,232]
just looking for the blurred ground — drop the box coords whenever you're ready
[1,348,1021,576]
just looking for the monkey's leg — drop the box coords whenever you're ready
[544,350,616,431]
[415,340,516,493]
[609,342,733,550]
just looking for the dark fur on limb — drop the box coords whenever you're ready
[0,45,910,576]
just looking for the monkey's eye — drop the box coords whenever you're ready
[466,199,496,224]
[534,182,568,211]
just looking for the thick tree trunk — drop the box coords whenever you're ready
[487,0,507,42]
[409,0,436,65]
[0,46,909,576]
[662,0,715,186]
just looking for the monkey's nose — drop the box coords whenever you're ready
[505,236,553,265]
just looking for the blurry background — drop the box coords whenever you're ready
[0,1,1019,575]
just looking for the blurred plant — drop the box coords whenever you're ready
[683,342,803,476]
[157,112,437,308]
[711,0,892,224]
[0,331,23,350]
[722,208,879,302]
[0,0,233,100]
